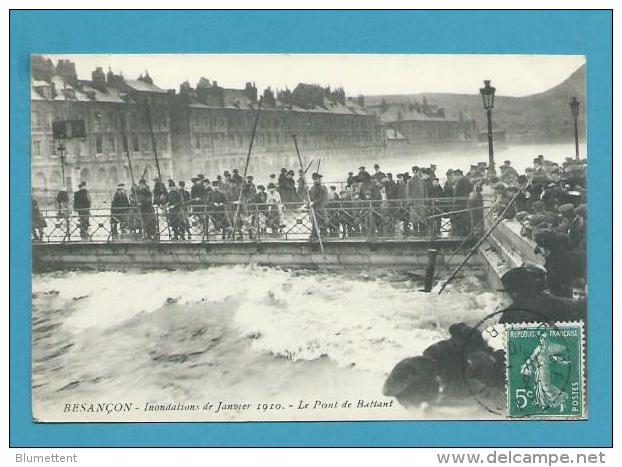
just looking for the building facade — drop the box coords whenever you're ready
[31,57,173,203]
[367,99,478,154]
[169,81,383,181]
[31,57,481,202]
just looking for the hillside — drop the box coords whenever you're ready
[364,64,586,142]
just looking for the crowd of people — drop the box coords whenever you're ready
[31,153,587,298]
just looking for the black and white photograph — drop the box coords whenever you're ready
[30,53,588,422]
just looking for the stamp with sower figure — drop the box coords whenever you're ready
[506,322,585,419]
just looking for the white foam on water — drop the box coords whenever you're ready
[33,266,280,332]
[33,267,504,375]
[231,272,504,373]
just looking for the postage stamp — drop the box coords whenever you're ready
[506,322,586,419]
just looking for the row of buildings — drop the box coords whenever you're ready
[31,56,478,197]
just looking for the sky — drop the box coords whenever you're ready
[44,54,586,98]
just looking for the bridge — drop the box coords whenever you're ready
[32,197,492,273]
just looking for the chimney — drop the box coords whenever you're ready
[244,82,258,102]
[92,67,106,86]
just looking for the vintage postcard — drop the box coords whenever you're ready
[30,53,588,422]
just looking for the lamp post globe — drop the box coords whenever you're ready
[479,80,496,179]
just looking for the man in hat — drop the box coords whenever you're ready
[443,169,455,198]
[309,173,328,240]
[231,168,243,185]
[296,170,307,200]
[208,180,228,238]
[31,197,47,241]
[533,228,583,298]
[165,179,185,240]
[278,168,288,189]
[500,160,519,185]
[346,171,356,188]
[555,203,576,234]
[153,177,167,207]
[73,181,91,240]
[111,183,130,239]
[178,180,192,239]
[265,182,283,234]
[492,182,515,219]
[356,166,371,185]
[452,169,473,236]
[372,163,385,181]
[251,184,268,235]
[137,178,158,240]
[243,175,256,202]
[498,263,586,324]
[406,166,427,235]
[384,172,397,200]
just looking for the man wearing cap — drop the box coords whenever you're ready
[111,183,130,239]
[73,181,91,240]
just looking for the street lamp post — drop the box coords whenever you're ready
[58,143,67,189]
[479,80,496,180]
[569,97,580,162]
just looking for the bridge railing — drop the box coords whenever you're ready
[32,197,487,243]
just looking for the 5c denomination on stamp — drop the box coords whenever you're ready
[506,322,585,420]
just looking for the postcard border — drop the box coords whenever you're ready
[9,9,613,447]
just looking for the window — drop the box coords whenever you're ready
[49,140,56,155]
[133,136,140,152]
[32,139,41,156]
[31,111,41,127]
[109,136,116,153]
[96,137,103,154]
[195,137,201,150]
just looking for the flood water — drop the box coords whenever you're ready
[32,266,506,422]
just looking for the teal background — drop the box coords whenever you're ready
[10,10,612,447]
